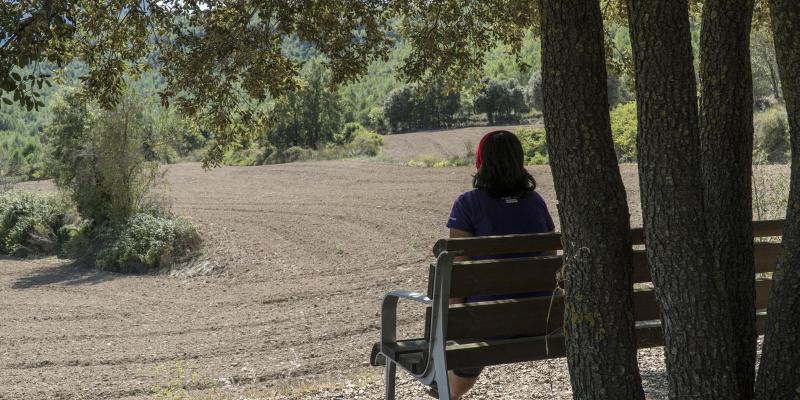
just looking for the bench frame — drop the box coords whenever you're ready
[371,220,785,400]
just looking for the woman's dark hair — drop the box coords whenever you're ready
[472,130,537,197]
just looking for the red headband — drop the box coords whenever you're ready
[475,130,504,170]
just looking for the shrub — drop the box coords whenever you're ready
[46,90,161,226]
[263,146,314,165]
[223,145,262,166]
[0,191,75,256]
[407,154,447,167]
[755,107,790,163]
[367,107,386,133]
[95,212,202,272]
[610,102,638,162]
[515,128,549,165]
[345,129,383,157]
[333,122,363,145]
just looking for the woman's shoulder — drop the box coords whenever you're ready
[524,190,549,208]
[455,188,483,202]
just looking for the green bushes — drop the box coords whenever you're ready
[754,107,790,163]
[95,212,201,272]
[515,128,549,165]
[223,124,383,166]
[17,89,205,273]
[610,102,638,163]
[405,131,549,168]
[0,191,76,256]
[337,127,384,157]
[46,90,161,226]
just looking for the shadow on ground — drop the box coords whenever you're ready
[10,258,120,289]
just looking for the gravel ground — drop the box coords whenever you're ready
[1,149,786,399]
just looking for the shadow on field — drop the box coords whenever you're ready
[12,260,119,289]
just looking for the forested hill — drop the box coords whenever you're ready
[0,22,783,180]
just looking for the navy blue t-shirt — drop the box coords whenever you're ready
[446,189,555,302]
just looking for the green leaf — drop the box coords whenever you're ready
[2,98,11,105]
[10,72,20,81]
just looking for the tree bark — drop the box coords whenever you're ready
[539,1,644,399]
[755,1,800,398]
[699,0,756,397]
[627,0,740,397]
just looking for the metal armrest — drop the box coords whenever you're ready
[381,290,431,347]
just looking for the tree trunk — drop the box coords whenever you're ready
[755,1,800,398]
[539,1,644,399]
[626,0,740,397]
[699,0,756,397]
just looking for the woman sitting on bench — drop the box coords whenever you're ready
[443,130,555,399]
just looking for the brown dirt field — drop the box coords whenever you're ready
[382,123,544,161]
[0,146,788,399]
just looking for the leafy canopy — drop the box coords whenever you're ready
[0,0,774,165]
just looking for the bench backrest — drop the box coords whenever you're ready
[426,219,784,361]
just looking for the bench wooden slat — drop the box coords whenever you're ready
[446,279,772,340]
[450,243,780,298]
[434,219,785,258]
[445,311,768,370]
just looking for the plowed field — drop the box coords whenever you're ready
[1,126,787,399]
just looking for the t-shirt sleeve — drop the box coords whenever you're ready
[447,194,474,233]
[534,192,556,232]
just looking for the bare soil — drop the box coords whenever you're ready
[382,123,544,162]
[0,132,786,399]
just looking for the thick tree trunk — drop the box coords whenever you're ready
[627,1,740,398]
[539,1,644,399]
[755,1,800,398]
[699,0,756,397]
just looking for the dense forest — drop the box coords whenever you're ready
[0,20,786,180]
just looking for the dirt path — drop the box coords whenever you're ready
[0,159,677,399]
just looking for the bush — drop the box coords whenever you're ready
[755,107,790,163]
[367,107,387,133]
[406,154,450,168]
[610,102,638,162]
[263,146,314,165]
[46,90,161,226]
[515,128,549,165]
[333,122,363,145]
[95,212,202,272]
[344,129,383,157]
[223,145,262,166]
[0,191,75,256]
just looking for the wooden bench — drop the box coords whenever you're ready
[369,219,785,399]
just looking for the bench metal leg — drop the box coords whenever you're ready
[434,361,450,400]
[384,360,397,400]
